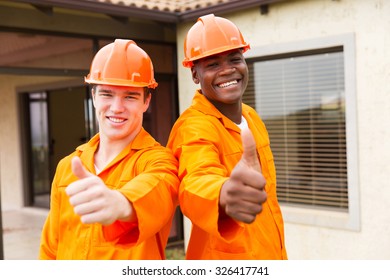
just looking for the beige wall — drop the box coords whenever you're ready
[0,76,24,210]
[0,75,74,210]
[0,3,177,212]
[176,0,390,259]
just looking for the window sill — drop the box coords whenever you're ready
[281,204,360,231]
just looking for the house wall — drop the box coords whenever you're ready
[0,3,177,211]
[176,0,390,259]
[0,75,72,210]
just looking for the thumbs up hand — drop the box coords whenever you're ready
[240,126,262,173]
[219,127,267,224]
[66,156,134,225]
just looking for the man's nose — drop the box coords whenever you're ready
[110,96,125,112]
[220,62,236,75]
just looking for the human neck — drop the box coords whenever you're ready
[216,102,242,124]
[94,132,137,170]
[94,143,122,171]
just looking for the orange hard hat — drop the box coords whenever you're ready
[85,39,158,89]
[182,14,250,68]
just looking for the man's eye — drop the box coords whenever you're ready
[207,62,218,67]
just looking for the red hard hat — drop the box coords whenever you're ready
[182,14,250,68]
[85,39,158,89]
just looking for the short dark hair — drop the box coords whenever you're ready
[143,87,152,102]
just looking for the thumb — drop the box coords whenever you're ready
[71,156,93,179]
[241,127,261,172]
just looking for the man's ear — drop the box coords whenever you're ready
[143,92,152,113]
[191,67,200,84]
[91,86,96,107]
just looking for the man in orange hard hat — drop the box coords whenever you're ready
[167,14,287,259]
[39,39,179,259]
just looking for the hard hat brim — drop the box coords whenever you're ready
[182,44,250,68]
[84,76,158,89]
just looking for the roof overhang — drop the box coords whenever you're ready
[12,0,288,23]
[178,0,288,22]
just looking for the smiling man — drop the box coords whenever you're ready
[167,14,287,260]
[39,39,179,260]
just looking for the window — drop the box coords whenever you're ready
[245,34,359,230]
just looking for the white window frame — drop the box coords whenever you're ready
[245,34,360,231]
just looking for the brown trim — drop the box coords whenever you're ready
[178,0,288,22]
[12,0,179,23]
[0,66,87,76]
[13,0,288,23]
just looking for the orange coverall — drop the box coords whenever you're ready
[167,91,287,260]
[39,128,179,259]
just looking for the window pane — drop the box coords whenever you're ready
[245,51,348,210]
[29,92,50,195]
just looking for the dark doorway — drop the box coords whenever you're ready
[20,86,93,208]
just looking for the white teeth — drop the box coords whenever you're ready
[218,80,238,88]
[109,117,124,123]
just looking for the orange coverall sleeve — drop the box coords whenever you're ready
[102,148,179,245]
[168,118,244,242]
[39,143,179,259]
[39,156,71,260]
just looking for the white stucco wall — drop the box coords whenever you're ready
[0,76,24,210]
[0,75,73,210]
[176,0,390,259]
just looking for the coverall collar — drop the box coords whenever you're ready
[192,89,253,133]
[75,128,157,173]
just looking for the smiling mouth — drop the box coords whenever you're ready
[107,117,126,123]
[217,80,239,88]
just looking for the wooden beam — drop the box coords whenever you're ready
[31,4,53,16]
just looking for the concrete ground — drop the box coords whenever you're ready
[1,207,48,260]
[0,207,185,260]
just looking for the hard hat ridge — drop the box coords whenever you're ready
[85,39,158,89]
[183,14,250,68]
